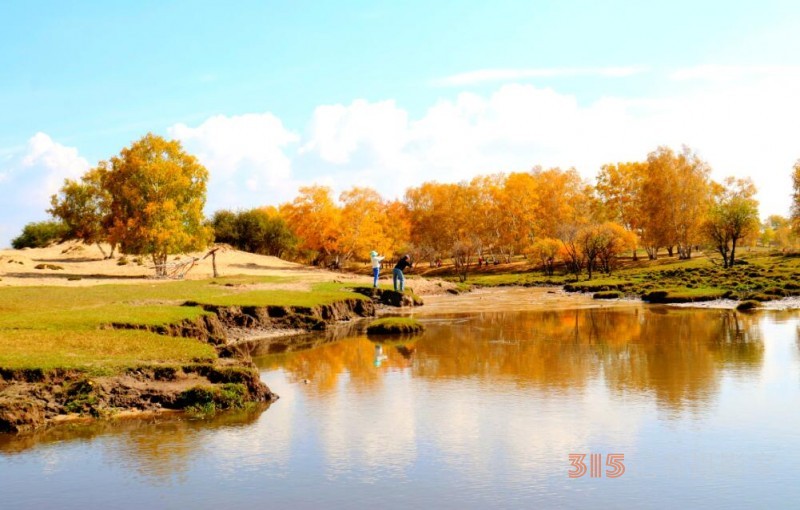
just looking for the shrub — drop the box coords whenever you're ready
[11,221,69,249]
[736,300,761,311]
[593,291,622,299]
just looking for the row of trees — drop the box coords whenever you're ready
[23,132,800,280]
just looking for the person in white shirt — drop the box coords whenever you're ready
[370,250,385,288]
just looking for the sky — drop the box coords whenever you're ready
[2,0,800,247]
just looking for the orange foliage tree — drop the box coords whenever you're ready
[280,185,343,266]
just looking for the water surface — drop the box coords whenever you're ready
[2,298,799,509]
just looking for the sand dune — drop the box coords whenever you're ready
[0,242,453,294]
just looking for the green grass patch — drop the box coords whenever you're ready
[366,317,425,335]
[178,383,250,417]
[0,274,368,374]
[443,250,800,304]
[593,290,623,299]
[0,329,215,373]
[643,287,727,303]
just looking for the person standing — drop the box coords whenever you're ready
[393,254,412,292]
[370,250,384,288]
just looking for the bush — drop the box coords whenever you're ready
[593,290,622,299]
[11,221,69,249]
[212,208,297,257]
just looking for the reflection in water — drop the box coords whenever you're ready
[3,306,799,510]
[257,307,764,411]
[0,406,268,479]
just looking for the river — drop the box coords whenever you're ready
[1,290,799,509]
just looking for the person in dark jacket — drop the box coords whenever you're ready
[393,254,412,292]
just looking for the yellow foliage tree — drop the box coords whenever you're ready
[339,186,392,262]
[596,161,647,259]
[103,133,212,276]
[640,146,711,260]
[527,237,561,276]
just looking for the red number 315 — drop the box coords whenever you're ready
[568,453,625,478]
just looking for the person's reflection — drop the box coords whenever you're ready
[374,343,388,367]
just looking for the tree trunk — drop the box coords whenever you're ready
[729,238,738,268]
[96,242,108,259]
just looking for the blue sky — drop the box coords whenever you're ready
[2,0,800,247]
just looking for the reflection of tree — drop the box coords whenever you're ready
[256,307,765,411]
[257,335,414,394]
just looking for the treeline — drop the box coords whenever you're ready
[16,134,800,280]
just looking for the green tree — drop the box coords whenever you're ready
[703,177,759,268]
[211,209,239,246]
[235,208,296,257]
[103,133,213,276]
[48,167,115,258]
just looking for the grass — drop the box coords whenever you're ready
[366,317,425,335]
[450,249,800,304]
[0,330,215,373]
[0,275,366,374]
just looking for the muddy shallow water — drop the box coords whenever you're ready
[2,292,800,509]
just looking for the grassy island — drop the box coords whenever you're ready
[366,317,425,335]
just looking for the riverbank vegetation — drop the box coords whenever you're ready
[443,248,800,303]
[0,274,377,432]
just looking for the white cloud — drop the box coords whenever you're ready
[168,113,299,213]
[670,65,800,81]
[295,79,800,218]
[435,66,648,86]
[0,133,89,247]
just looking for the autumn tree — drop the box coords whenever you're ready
[497,171,539,254]
[103,133,212,276]
[380,199,412,259]
[280,185,343,266]
[528,238,561,276]
[792,159,800,230]
[49,167,115,258]
[405,181,483,281]
[596,222,637,275]
[558,223,585,277]
[339,187,392,262]
[703,177,760,268]
[596,161,646,259]
[639,146,710,260]
[404,182,452,263]
[760,215,794,249]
